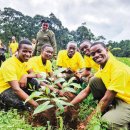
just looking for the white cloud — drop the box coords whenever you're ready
[0,0,130,41]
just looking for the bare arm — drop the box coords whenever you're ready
[70,85,91,105]
[8,80,38,108]
[85,90,117,124]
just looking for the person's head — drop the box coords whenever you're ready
[80,39,92,56]
[67,41,77,58]
[17,39,33,62]
[32,38,36,44]
[90,42,109,68]
[41,20,50,31]
[41,44,54,60]
[12,36,16,43]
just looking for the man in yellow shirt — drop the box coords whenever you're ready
[9,36,18,56]
[80,40,99,76]
[56,41,85,78]
[0,39,39,110]
[66,42,130,129]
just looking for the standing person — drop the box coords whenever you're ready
[0,39,39,110]
[66,42,130,130]
[34,20,57,57]
[0,39,6,66]
[9,36,18,56]
[31,38,36,52]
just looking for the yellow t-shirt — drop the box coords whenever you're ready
[84,55,100,71]
[56,50,85,71]
[27,55,52,73]
[9,42,18,54]
[95,55,130,104]
[0,56,29,93]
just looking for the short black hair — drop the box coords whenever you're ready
[41,44,53,51]
[18,39,32,49]
[91,42,106,48]
[41,19,50,24]
[80,39,92,45]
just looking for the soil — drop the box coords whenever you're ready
[27,92,80,129]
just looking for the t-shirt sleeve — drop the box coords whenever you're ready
[47,61,53,72]
[77,53,85,69]
[56,51,63,67]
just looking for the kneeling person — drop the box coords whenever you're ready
[0,39,39,110]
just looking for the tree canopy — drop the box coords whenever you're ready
[0,7,130,57]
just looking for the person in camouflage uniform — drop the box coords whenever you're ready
[34,20,57,57]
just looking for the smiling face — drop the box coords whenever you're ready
[80,42,91,56]
[42,22,49,31]
[17,44,33,62]
[90,44,109,68]
[41,46,54,60]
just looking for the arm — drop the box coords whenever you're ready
[70,85,91,105]
[85,90,116,123]
[50,32,57,57]
[8,80,38,108]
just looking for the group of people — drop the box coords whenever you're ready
[0,19,130,130]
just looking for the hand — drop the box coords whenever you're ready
[77,122,86,130]
[74,72,82,79]
[36,73,42,78]
[19,75,27,88]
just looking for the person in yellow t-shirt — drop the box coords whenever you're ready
[9,36,18,56]
[28,44,63,95]
[0,39,39,110]
[56,41,85,79]
[65,42,130,130]
[28,44,53,76]
[79,40,100,81]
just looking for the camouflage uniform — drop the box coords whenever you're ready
[34,29,57,56]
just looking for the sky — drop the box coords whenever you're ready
[0,0,130,42]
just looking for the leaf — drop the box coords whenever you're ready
[57,116,63,130]
[62,82,68,88]
[33,101,54,115]
[53,68,67,75]
[25,91,43,103]
[45,87,50,95]
[53,98,73,106]
[36,97,50,102]
[69,83,81,89]
[93,125,101,130]
[68,77,76,84]
[54,78,65,84]
[63,87,76,93]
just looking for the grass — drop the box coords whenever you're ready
[0,57,130,129]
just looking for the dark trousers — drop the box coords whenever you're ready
[0,78,40,111]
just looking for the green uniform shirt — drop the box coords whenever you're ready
[35,29,57,56]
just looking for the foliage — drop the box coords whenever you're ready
[107,40,130,57]
[0,109,46,130]
[78,94,97,121]
[117,57,130,67]
[86,109,109,130]
[1,7,105,51]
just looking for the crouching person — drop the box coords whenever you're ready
[66,42,130,130]
[0,39,39,111]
